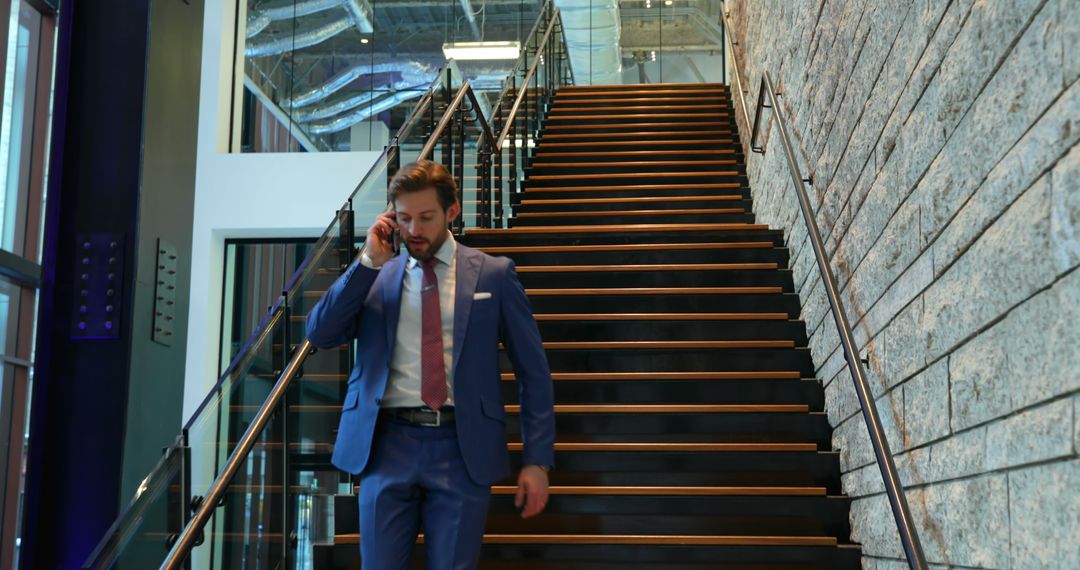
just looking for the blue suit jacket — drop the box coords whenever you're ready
[305,243,555,485]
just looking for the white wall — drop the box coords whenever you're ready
[184,0,382,421]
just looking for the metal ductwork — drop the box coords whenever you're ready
[554,0,622,85]
[280,61,435,109]
[307,90,425,134]
[293,80,420,123]
[245,0,374,55]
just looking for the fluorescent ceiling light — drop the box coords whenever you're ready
[443,41,521,61]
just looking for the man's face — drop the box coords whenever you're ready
[394,187,460,261]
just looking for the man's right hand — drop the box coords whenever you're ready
[365,210,399,267]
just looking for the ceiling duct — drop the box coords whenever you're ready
[554,0,622,85]
[245,0,374,55]
[293,80,420,123]
[246,0,347,38]
[307,89,425,134]
[280,61,435,109]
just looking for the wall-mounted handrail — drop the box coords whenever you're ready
[721,9,928,570]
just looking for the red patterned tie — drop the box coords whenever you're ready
[420,257,448,410]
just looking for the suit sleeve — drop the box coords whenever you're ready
[305,257,380,348]
[498,258,556,468]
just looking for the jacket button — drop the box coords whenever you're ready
[374,398,382,405]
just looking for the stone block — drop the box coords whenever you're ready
[841,461,886,498]
[917,0,1064,248]
[860,249,933,340]
[902,358,950,449]
[925,425,987,484]
[849,494,905,559]
[835,413,876,472]
[1076,395,1080,456]
[914,474,1010,567]
[986,398,1074,471]
[848,201,923,321]
[881,295,928,388]
[1065,0,1079,85]
[825,366,859,426]
[932,80,1080,276]
[1008,460,1080,568]
[1051,144,1080,274]
[923,178,1056,365]
[949,268,1080,430]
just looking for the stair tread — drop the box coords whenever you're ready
[540,130,733,140]
[512,442,817,452]
[465,223,768,235]
[479,242,771,253]
[501,371,804,380]
[507,404,809,413]
[516,263,777,272]
[543,122,733,131]
[523,287,784,295]
[521,182,743,192]
[514,208,746,218]
[533,313,789,321]
[534,340,796,349]
[527,171,740,181]
[531,160,738,168]
[333,534,836,546]
[488,486,827,496]
[549,105,730,113]
[533,150,737,158]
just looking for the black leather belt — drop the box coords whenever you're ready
[381,407,455,427]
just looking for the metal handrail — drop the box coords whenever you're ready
[420,80,495,160]
[721,9,928,570]
[495,10,560,148]
[161,340,313,570]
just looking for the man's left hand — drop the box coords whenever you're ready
[514,465,550,518]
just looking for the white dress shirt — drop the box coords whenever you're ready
[362,231,457,408]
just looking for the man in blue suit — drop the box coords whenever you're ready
[306,160,555,569]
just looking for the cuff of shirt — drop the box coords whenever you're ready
[359,251,382,269]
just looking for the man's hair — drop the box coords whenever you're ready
[388,160,459,210]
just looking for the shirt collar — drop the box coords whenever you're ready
[406,230,456,269]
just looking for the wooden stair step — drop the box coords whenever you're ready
[546,113,730,121]
[514,208,746,218]
[551,96,730,105]
[334,534,836,547]
[530,160,737,168]
[500,371,803,381]
[506,404,809,414]
[549,104,730,113]
[527,171,740,181]
[533,149,737,158]
[514,263,778,272]
[478,242,772,253]
[539,130,733,140]
[533,340,796,349]
[488,486,827,496]
[523,287,784,295]
[509,442,817,452]
[522,182,742,193]
[465,223,767,235]
[543,122,732,131]
[532,313,789,321]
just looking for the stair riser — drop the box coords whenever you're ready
[488,248,788,266]
[524,174,749,188]
[501,380,823,408]
[525,163,745,175]
[510,213,756,226]
[515,269,795,290]
[515,187,751,201]
[514,199,755,213]
[315,544,861,570]
[527,294,801,317]
[503,348,814,376]
[533,321,808,343]
[531,151,746,164]
[503,414,832,445]
[535,140,740,151]
[463,231,782,247]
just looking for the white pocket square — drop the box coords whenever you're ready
[473,292,492,300]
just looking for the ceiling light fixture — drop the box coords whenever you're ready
[361,38,369,44]
[442,41,521,61]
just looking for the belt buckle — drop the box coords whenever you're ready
[418,408,440,427]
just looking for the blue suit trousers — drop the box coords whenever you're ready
[358,417,491,569]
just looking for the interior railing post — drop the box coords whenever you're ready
[454,104,466,233]
[509,76,518,197]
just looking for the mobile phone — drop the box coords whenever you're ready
[390,228,401,255]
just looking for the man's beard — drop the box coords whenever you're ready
[404,233,444,261]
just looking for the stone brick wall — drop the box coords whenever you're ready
[727,0,1078,567]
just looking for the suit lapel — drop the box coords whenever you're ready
[453,245,483,375]
[382,255,407,354]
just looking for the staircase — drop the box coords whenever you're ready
[310,82,861,568]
